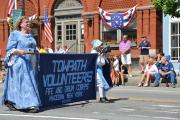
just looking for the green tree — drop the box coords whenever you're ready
[152,0,180,17]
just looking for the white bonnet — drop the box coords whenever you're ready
[91,39,103,49]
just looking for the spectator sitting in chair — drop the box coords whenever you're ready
[153,56,176,88]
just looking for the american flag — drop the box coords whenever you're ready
[44,7,53,43]
[98,5,137,29]
[7,0,15,16]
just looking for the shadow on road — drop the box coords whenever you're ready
[109,98,129,103]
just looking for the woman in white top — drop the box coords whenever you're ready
[138,58,159,87]
[91,39,110,103]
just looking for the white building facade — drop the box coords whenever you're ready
[163,15,180,73]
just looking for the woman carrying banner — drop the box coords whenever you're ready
[91,39,110,103]
[2,16,41,113]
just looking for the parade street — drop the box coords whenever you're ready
[0,85,180,120]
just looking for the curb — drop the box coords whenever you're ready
[125,72,180,88]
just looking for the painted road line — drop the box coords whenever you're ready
[0,114,99,120]
[128,115,150,118]
[153,110,179,114]
[129,115,179,120]
[128,98,180,104]
[152,105,180,108]
[92,112,100,114]
[152,117,178,120]
[118,108,135,111]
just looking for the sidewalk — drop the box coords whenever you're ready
[126,68,180,88]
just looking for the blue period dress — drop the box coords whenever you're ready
[2,31,41,109]
[91,49,110,90]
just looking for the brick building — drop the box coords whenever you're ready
[0,0,162,61]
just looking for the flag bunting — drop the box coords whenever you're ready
[98,5,137,29]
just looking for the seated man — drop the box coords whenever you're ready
[153,56,176,88]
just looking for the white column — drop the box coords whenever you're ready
[15,0,18,10]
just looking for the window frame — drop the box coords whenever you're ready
[170,21,180,61]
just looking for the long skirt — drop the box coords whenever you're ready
[2,57,41,109]
[97,65,110,90]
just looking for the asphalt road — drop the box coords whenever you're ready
[0,85,180,120]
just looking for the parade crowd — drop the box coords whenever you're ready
[0,16,177,112]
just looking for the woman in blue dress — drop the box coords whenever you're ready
[2,16,41,112]
[91,39,110,103]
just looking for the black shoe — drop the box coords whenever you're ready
[4,101,17,111]
[103,97,110,102]
[99,98,109,103]
[24,106,39,113]
[99,98,105,103]
[141,71,144,74]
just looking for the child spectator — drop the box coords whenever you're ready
[111,55,128,86]
[111,55,120,86]
[119,64,128,86]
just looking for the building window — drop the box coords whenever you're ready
[102,24,117,42]
[121,16,137,47]
[122,29,137,47]
[57,25,62,42]
[66,24,77,40]
[171,22,180,60]
[80,22,84,40]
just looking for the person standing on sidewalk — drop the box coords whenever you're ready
[119,35,132,77]
[138,35,151,74]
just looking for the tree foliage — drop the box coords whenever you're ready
[152,0,180,17]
